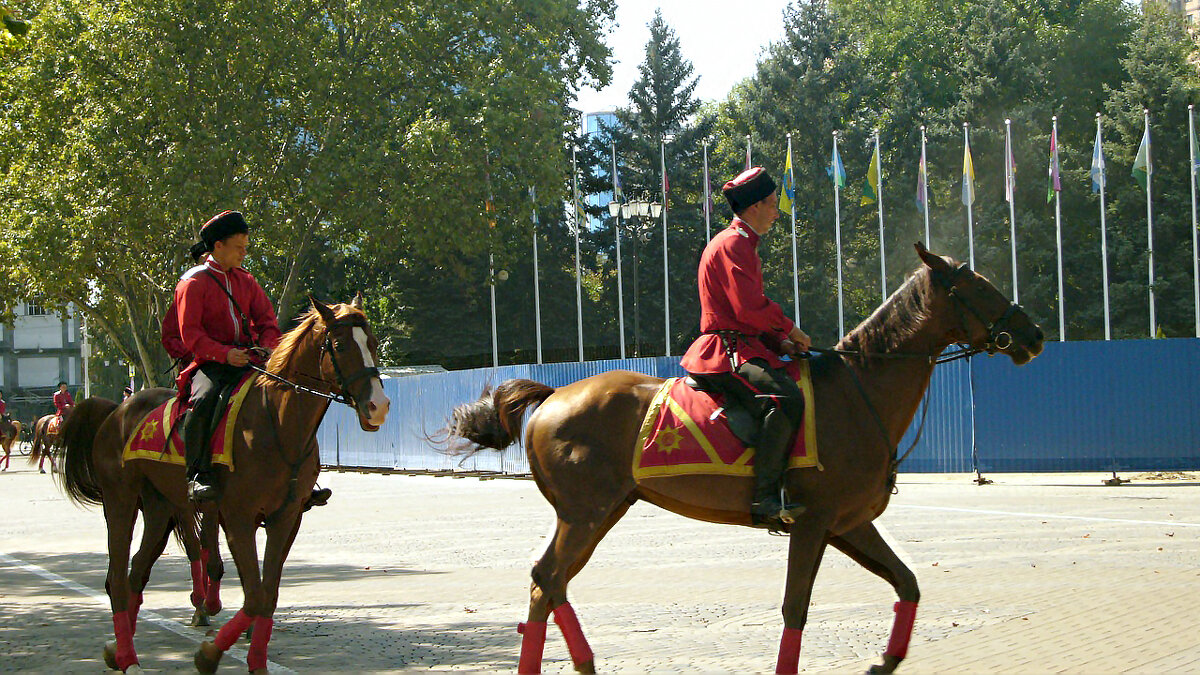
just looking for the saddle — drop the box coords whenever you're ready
[124,373,255,469]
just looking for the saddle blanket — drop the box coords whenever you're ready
[48,414,64,435]
[122,376,255,470]
[633,360,819,481]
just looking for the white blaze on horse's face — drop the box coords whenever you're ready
[352,326,390,426]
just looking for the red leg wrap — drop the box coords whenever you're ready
[552,602,594,667]
[111,609,139,671]
[205,576,222,615]
[775,627,802,674]
[885,601,918,659]
[517,620,546,674]
[190,559,206,608]
[247,616,274,671]
[213,610,253,651]
[128,593,143,636]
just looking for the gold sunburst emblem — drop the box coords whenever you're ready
[655,427,681,455]
[139,418,159,441]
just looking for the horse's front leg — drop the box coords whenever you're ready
[247,507,304,674]
[776,516,830,675]
[201,505,226,617]
[830,522,920,674]
[195,514,263,674]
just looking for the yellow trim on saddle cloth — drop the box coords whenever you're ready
[632,360,820,481]
[121,377,256,471]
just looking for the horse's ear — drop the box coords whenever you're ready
[309,295,337,325]
[915,242,951,273]
[350,292,364,310]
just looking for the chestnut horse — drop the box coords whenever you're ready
[58,296,390,674]
[29,412,60,473]
[447,245,1045,674]
[0,417,21,470]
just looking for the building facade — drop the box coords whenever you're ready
[0,301,83,393]
[1148,0,1200,25]
[582,109,618,231]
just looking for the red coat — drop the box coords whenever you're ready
[160,300,190,361]
[53,390,74,416]
[0,398,6,416]
[172,258,282,393]
[680,219,796,374]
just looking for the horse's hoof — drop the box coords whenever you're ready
[205,599,222,616]
[194,640,223,674]
[102,640,118,670]
[191,607,211,627]
[574,659,597,674]
[125,665,144,674]
[867,655,902,674]
[250,670,269,675]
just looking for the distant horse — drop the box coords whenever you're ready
[58,296,390,674]
[446,245,1045,674]
[29,412,60,473]
[0,417,21,470]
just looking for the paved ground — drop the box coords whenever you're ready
[0,460,1197,673]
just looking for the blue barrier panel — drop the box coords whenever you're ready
[317,340,1200,474]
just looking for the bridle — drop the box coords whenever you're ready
[249,316,380,410]
[935,263,1024,357]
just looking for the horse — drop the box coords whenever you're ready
[58,295,390,674]
[29,412,60,473]
[446,244,1045,674]
[0,417,21,470]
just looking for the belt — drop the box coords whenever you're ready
[703,330,754,371]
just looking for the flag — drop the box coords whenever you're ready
[1004,129,1017,203]
[779,144,795,212]
[1047,125,1061,203]
[961,137,975,206]
[828,141,846,188]
[1132,123,1151,192]
[1091,126,1106,194]
[611,145,624,200]
[916,146,928,213]
[862,138,880,205]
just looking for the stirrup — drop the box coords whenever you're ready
[187,478,219,502]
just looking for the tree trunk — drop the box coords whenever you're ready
[276,209,321,321]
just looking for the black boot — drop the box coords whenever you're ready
[750,407,804,529]
[181,410,219,502]
[302,486,332,512]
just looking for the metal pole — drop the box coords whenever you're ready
[489,254,498,367]
[531,187,542,364]
[965,123,975,269]
[1053,116,1065,341]
[789,133,800,321]
[81,310,90,398]
[834,131,845,337]
[612,143,626,359]
[746,134,752,169]
[921,126,931,249]
[1146,109,1156,338]
[1190,105,1199,337]
[875,130,887,300]
[1006,119,1019,304]
[572,147,584,361]
[662,139,670,357]
[703,142,711,241]
[1098,113,1112,340]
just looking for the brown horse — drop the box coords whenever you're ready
[29,412,60,473]
[447,245,1045,674]
[0,417,21,470]
[58,296,390,674]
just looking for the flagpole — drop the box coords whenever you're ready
[834,130,845,337]
[1006,118,1019,304]
[703,142,712,241]
[1190,104,1199,337]
[746,134,752,169]
[1145,109,1156,338]
[572,147,584,361]
[875,130,887,300]
[1053,116,1065,341]
[489,253,498,367]
[531,187,543,363]
[612,142,627,359]
[921,125,931,249]
[965,122,975,269]
[789,133,800,321]
[661,138,670,357]
[1097,113,1112,340]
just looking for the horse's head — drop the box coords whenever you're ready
[309,293,391,431]
[916,243,1045,365]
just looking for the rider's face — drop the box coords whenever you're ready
[211,233,249,271]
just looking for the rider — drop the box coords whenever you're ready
[170,210,331,509]
[680,167,812,529]
[53,382,74,420]
[0,388,8,423]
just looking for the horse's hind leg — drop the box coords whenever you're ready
[200,506,225,617]
[520,499,632,674]
[830,522,920,675]
[125,488,176,636]
[101,492,143,672]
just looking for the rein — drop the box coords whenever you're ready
[247,317,379,410]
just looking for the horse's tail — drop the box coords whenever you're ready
[442,379,556,455]
[59,398,118,507]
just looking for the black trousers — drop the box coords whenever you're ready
[183,362,247,479]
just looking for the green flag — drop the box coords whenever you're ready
[862,139,880,205]
[1132,123,1151,192]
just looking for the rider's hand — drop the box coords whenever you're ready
[789,327,811,353]
[226,348,251,367]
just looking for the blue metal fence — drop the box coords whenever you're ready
[318,339,1200,474]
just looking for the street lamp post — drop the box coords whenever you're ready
[607,199,627,359]
[624,197,662,357]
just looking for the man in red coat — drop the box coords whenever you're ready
[53,382,75,418]
[173,210,282,501]
[0,388,8,421]
[680,167,811,529]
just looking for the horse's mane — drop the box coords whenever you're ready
[837,266,935,362]
[262,304,362,388]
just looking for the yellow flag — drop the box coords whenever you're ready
[779,144,794,213]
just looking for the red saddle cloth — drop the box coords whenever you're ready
[48,414,64,435]
[633,360,819,482]
[122,376,255,470]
